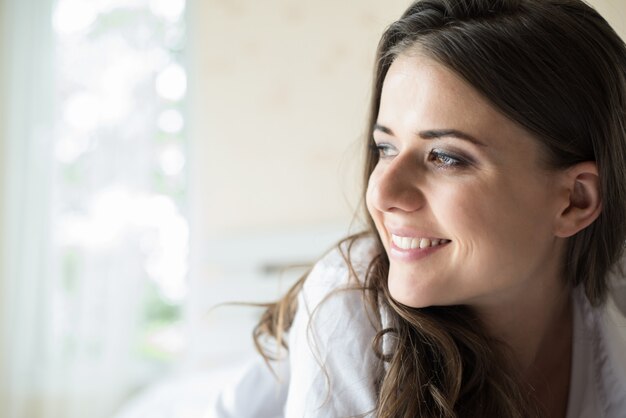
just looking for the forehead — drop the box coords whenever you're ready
[378,53,532,146]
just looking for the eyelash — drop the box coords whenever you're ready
[427,149,466,168]
[371,143,469,169]
[371,143,396,158]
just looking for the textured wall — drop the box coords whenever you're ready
[0,0,5,410]
[187,0,410,238]
[184,0,626,369]
[0,0,4,258]
[591,0,626,39]
[185,0,411,368]
[187,0,626,239]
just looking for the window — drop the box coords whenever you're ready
[1,1,188,416]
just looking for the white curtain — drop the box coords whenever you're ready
[0,1,187,417]
[0,0,57,416]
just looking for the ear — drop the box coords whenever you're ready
[554,161,602,238]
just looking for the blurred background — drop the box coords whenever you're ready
[0,1,623,418]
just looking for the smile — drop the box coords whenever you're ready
[391,234,451,249]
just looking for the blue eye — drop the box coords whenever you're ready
[427,149,466,168]
[371,142,398,158]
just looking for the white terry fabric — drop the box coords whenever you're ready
[210,357,289,418]
[283,236,382,418]
[209,235,382,418]
[209,235,626,418]
[566,267,626,418]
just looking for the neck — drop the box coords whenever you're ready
[471,276,574,417]
[475,283,572,373]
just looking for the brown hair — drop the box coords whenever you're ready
[255,0,626,416]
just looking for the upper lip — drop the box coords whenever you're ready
[385,225,448,240]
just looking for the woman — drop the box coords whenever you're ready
[211,0,626,417]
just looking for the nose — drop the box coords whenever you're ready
[368,154,426,213]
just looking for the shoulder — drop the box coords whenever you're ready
[284,233,382,417]
[298,233,380,323]
[303,232,379,292]
[601,280,626,415]
[574,279,626,417]
[297,232,381,333]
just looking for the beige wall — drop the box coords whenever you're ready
[590,0,626,38]
[186,0,626,368]
[0,0,5,297]
[0,0,6,410]
[187,0,411,239]
[187,0,626,242]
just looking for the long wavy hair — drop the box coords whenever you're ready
[254,0,626,416]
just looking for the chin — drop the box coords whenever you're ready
[388,273,441,309]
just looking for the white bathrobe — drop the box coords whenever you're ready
[209,236,626,418]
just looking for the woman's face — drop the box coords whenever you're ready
[366,53,568,309]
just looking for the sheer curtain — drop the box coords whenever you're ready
[0,0,57,417]
[0,1,188,418]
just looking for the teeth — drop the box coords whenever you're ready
[391,234,449,250]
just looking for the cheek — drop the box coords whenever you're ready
[429,182,487,230]
[430,183,517,251]
[439,182,554,265]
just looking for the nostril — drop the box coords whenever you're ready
[382,187,426,213]
[367,162,426,213]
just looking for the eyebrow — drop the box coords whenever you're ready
[373,124,487,147]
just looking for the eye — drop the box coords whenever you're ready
[371,142,398,158]
[427,149,467,168]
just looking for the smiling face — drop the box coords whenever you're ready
[366,53,569,310]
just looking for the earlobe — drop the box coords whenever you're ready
[554,161,602,238]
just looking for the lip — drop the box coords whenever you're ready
[385,225,450,262]
[389,238,450,262]
[385,225,448,241]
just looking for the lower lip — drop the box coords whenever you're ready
[389,240,450,262]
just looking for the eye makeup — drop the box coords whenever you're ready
[427,148,475,169]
